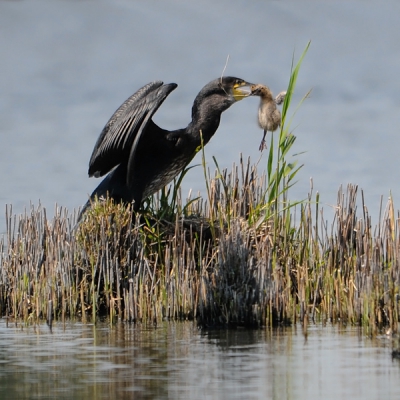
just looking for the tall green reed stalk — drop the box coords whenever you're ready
[256,41,311,227]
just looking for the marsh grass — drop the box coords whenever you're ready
[0,42,399,333]
[1,170,399,333]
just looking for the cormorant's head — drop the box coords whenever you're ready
[219,76,254,101]
[192,77,254,120]
[197,77,253,103]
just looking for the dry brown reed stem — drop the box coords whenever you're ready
[0,166,399,333]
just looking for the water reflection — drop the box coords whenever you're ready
[0,320,398,399]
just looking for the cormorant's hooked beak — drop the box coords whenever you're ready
[232,81,254,101]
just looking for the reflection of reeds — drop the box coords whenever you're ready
[0,175,399,334]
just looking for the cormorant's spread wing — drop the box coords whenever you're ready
[88,81,178,178]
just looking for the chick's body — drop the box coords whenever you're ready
[251,84,286,151]
[258,99,281,132]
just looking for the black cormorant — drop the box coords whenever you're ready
[251,84,286,151]
[80,77,253,216]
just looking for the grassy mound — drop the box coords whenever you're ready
[1,42,398,334]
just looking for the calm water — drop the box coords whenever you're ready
[0,320,399,400]
[1,1,400,231]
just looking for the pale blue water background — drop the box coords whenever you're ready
[0,320,399,400]
[1,1,400,231]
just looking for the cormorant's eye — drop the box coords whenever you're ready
[233,79,243,88]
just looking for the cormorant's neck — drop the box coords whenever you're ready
[186,95,231,145]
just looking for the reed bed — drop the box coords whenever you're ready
[1,42,398,333]
[0,168,399,334]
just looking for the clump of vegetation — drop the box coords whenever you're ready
[0,42,399,335]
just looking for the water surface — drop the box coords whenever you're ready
[0,320,398,399]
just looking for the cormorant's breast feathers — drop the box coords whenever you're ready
[88,81,178,178]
